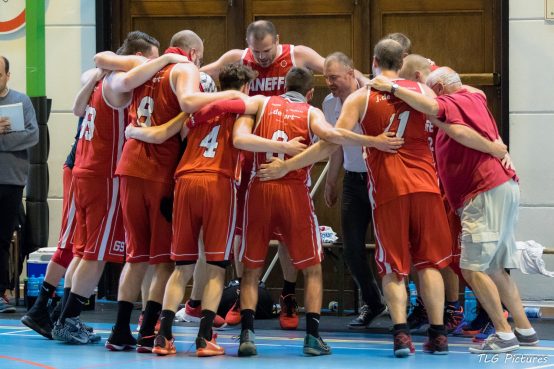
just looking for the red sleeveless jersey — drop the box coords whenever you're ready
[174,112,239,179]
[116,64,182,183]
[73,79,127,178]
[241,44,295,96]
[359,79,439,208]
[252,95,314,184]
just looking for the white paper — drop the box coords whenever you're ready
[0,102,25,131]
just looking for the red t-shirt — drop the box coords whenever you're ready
[435,89,517,210]
[115,64,182,183]
[360,79,440,208]
[241,44,295,97]
[252,95,314,184]
[174,111,239,180]
[73,79,127,178]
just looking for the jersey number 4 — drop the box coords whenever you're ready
[200,125,221,158]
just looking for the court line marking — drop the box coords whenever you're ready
[0,355,57,369]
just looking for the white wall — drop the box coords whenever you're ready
[0,1,96,248]
[509,0,554,301]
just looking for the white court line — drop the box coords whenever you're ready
[0,328,32,335]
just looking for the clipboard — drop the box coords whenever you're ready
[0,102,25,131]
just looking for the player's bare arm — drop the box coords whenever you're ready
[174,63,247,113]
[94,51,146,72]
[332,88,404,152]
[369,75,439,116]
[72,68,106,117]
[108,53,190,94]
[199,49,244,81]
[233,114,307,156]
[258,140,338,181]
[125,112,188,144]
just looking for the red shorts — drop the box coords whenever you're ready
[52,165,77,268]
[235,154,283,242]
[373,192,452,277]
[240,180,323,270]
[73,176,125,263]
[171,174,235,261]
[443,195,462,277]
[120,175,172,264]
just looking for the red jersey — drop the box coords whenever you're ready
[360,79,440,208]
[435,89,517,210]
[174,112,239,179]
[252,95,314,184]
[241,44,296,96]
[73,79,127,178]
[116,64,182,183]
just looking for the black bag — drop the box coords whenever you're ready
[218,280,276,319]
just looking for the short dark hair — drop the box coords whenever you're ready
[384,32,412,55]
[246,20,277,42]
[219,63,258,91]
[0,56,9,74]
[285,67,313,95]
[374,39,404,72]
[116,31,160,56]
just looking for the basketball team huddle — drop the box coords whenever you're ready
[20,20,538,359]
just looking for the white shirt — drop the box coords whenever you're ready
[322,93,367,173]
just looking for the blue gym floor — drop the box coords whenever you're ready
[0,320,553,369]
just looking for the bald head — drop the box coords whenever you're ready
[170,30,203,51]
[426,66,462,95]
[399,54,432,83]
[373,39,404,72]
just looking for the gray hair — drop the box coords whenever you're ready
[324,52,354,70]
[426,67,462,89]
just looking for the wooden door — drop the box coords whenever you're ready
[112,0,244,64]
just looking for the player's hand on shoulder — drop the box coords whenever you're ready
[284,136,307,156]
[164,53,190,65]
[125,123,137,140]
[374,131,404,153]
[368,75,393,92]
[258,157,289,181]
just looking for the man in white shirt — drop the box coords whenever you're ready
[322,52,387,329]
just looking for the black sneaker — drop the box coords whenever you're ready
[21,309,53,339]
[136,333,156,353]
[408,298,429,333]
[348,305,388,329]
[105,326,137,351]
[238,329,257,357]
[49,300,63,324]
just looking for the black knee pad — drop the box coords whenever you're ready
[206,260,231,269]
[175,260,196,266]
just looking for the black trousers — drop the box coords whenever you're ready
[0,184,24,294]
[341,171,384,312]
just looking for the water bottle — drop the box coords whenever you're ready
[524,307,542,319]
[27,275,39,298]
[56,277,65,298]
[408,282,417,315]
[464,287,477,322]
[38,274,45,291]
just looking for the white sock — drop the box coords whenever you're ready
[515,327,536,336]
[496,331,516,340]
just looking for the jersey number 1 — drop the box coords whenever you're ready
[200,125,221,158]
[385,111,410,138]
